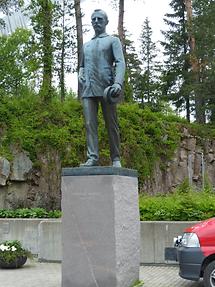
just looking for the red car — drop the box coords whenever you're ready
[165,218,215,287]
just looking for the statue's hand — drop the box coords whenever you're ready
[110,83,122,97]
[78,67,85,85]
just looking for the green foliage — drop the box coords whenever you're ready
[52,0,76,101]
[188,122,215,139]
[161,0,193,122]
[26,0,55,101]
[137,17,161,108]
[0,28,38,95]
[0,240,32,264]
[0,208,61,218]
[0,92,184,186]
[139,183,215,221]
[193,0,215,123]
[118,104,182,186]
[0,93,86,164]
[124,35,141,103]
[161,0,215,123]
[1,91,214,191]
[130,280,144,287]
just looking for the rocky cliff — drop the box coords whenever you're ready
[0,147,61,210]
[0,128,214,209]
[143,128,215,194]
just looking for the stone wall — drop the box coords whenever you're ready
[143,128,215,194]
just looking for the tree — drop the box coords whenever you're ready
[118,0,125,51]
[138,17,161,109]
[27,0,54,102]
[192,0,215,123]
[184,0,206,123]
[53,0,76,101]
[0,28,37,95]
[161,0,192,121]
[162,0,215,123]
[112,0,144,54]
[39,0,53,101]
[123,34,141,102]
[74,0,83,99]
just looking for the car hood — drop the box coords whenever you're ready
[185,218,215,234]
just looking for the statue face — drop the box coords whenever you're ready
[91,11,108,35]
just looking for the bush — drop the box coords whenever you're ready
[1,93,214,192]
[0,94,184,188]
[0,208,61,218]
[0,93,86,165]
[139,187,215,221]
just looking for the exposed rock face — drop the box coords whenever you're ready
[36,149,61,210]
[10,151,33,181]
[0,157,10,186]
[143,128,215,194]
[0,149,61,210]
[0,128,214,208]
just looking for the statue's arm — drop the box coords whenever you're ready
[78,48,85,84]
[112,37,126,87]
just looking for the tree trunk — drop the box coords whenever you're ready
[182,2,190,122]
[118,0,125,53]
[60,0,66,102]
[74,0,83,99]
[184,0,205,123]
[40,0,53,102]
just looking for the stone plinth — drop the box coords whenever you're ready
[61,167,140,287]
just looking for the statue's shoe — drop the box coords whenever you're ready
[112,160,121,168]
[80,159,98,167]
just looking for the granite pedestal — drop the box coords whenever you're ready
[61,167,140,287]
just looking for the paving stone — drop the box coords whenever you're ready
[140,265,204,287]
[0,261,205,287]
[0,260,61,287]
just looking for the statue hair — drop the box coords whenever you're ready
[91,9,108,22]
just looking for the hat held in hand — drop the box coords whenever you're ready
[103,85,122,104]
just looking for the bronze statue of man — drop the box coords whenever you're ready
[79,9,125,167]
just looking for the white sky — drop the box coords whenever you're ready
[68,0,172,91]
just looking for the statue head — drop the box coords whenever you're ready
[91,9,109,35]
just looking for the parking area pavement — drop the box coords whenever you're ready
[141,265,204,287]
[0,260,61,287]
[0,261,204,287]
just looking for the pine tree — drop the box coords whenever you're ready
[124,34,141,102]
[161,0,192,121]
[184,0,207,123]
[53,0,76,101]
[192,0,215,123]
[138,17,161,109]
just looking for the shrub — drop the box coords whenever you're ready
[0,208,61,218]
[0,94,184,188]
[139,187,215,221]
[1,93,214,192]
